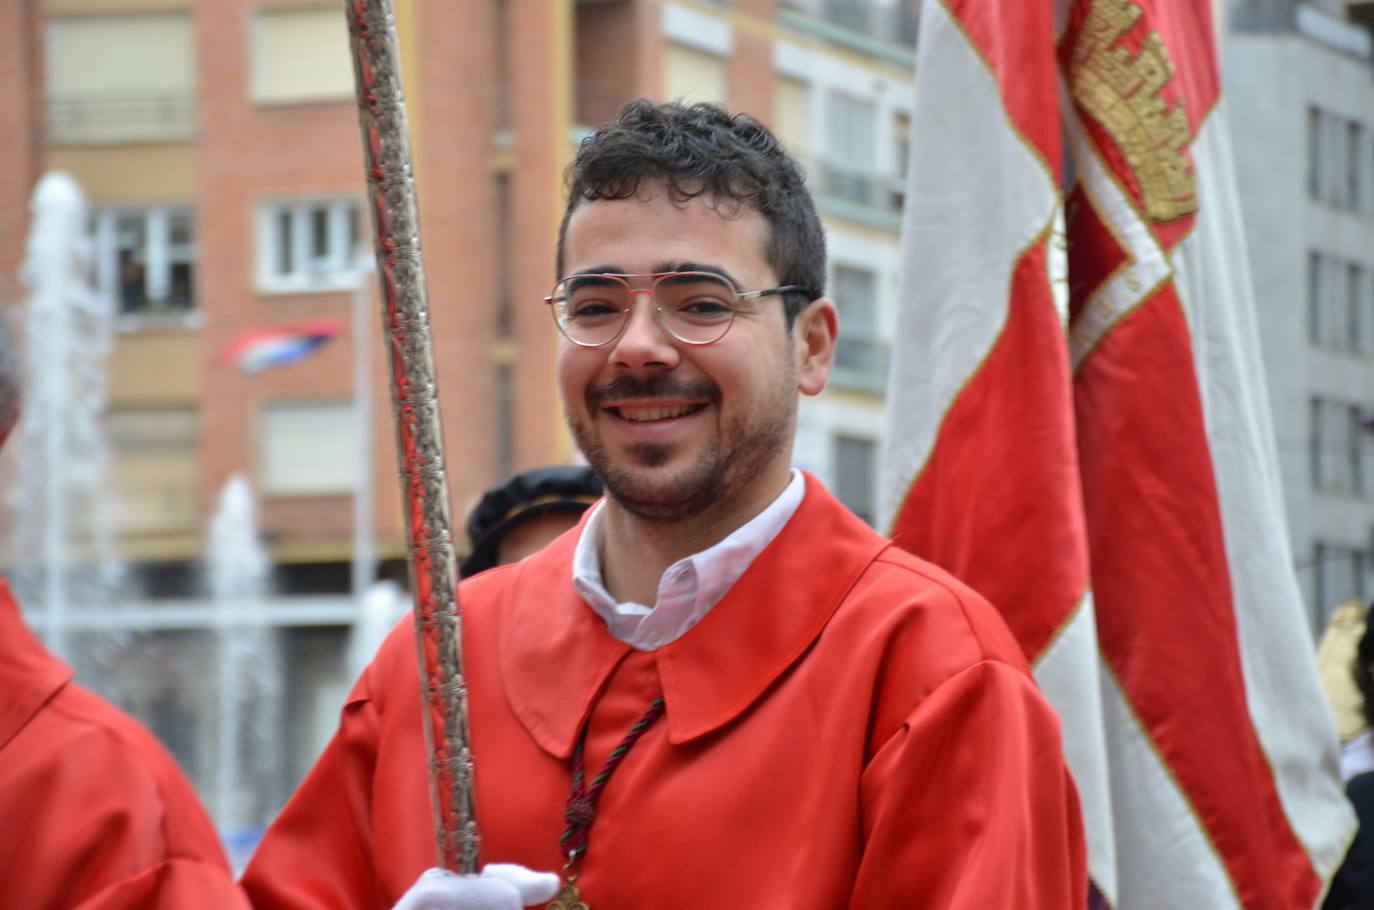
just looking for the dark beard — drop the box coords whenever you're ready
[572,374,792,523]
[593,439,727,521]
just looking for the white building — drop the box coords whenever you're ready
[1225,0,1374,628]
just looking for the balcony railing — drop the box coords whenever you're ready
[832,335,891,394]
[782,0,919,49]
[48,89,195,144]
[824,0,918,45]
[1229,0,1296,32]
[810,159,907,225]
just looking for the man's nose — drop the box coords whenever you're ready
[609,289,679,370]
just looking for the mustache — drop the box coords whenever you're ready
[586,375,719,408]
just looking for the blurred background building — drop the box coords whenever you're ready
[0,0,917,851]
[2,0,1372,856]
[1226,0,1374,630]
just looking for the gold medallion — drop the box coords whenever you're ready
[547,880,590,910]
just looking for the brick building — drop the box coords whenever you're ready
[0,0,917,839]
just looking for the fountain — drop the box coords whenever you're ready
[3,171,350,871]
[4,171,124,674]
[205,471,282,871]
[347,578,407,681]
[3,170,297,874]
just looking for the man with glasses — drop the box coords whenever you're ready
[242,100,1086,909]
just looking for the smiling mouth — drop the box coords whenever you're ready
[609,403,706,422]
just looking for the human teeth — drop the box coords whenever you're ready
[619,405,695,421]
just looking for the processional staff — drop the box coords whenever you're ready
[341,0,479,874]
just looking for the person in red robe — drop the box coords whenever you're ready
[0,581,252,909]
[241,99,1087,909]
[0,300,248,910]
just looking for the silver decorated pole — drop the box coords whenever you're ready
[342,0,479,873]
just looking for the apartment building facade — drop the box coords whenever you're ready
[0,0,917,838]
[1226,0,1374,629]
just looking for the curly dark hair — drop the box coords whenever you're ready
[556,99,826,330]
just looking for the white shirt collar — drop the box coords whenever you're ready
[572,470,806,650]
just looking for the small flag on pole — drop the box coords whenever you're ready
[215,316,343,375]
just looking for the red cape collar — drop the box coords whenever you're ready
[497,473,891,758]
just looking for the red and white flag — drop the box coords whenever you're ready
[880,0,1355,906]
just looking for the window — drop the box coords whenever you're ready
[1349,263,1366,353]
[103,407,198,535]
[1327,112,1345,206]
[1308,252,1367,353]
[259,401,357,495]
[492,0,511,129]
[830,264,889,391]
[820,0,914,42]
[1314,395,1358,493]
[822,93,879,208]
[663,43,727,106]
[1311,397,1324,489]
[1347,121,1364,211]
[1309,106,1367,211]
[833,264,879,349]
[890,111,911,211]
[833,435,876,525]
[1331,399,1353,491]
[497,364,515,480]
[823,0,873,34]
[1350,405,1367,495]
[1356,549,1372,606]
[495,172,514,336]
[251,7,355,105]
[894,0,920,46]
[1311,540,1371,623]
[1313,540,1328,619]
[1309,251,1324,345]
[94,206,196,314]
[46,14,194,143]
[257,199,367,292]
[1308,106,1323,200]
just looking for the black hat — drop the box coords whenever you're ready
[460,465,603,577]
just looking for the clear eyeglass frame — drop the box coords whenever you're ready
[544,271,807,348]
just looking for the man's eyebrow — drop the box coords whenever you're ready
[567,265,624,278]
[565,262,743,289]
[652,262,741,289]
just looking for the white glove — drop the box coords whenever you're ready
[392,864,561,910]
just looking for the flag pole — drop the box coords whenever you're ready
[341,0,478,874]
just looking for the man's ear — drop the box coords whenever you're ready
[795,298,838,397]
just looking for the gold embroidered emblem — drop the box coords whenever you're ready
[1067,0,1198,223]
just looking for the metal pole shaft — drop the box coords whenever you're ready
[342,0,478,874]
[351,276,377,603]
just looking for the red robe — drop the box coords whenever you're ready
[0,579,250,910]
[243,475,1086,908]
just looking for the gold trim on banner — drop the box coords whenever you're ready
[1067,0,1197,224]
[888,212,1059,537]
[1062,102,1174,372]
[1099,658,1245,908]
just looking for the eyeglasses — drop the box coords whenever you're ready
[545,271,808,348]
